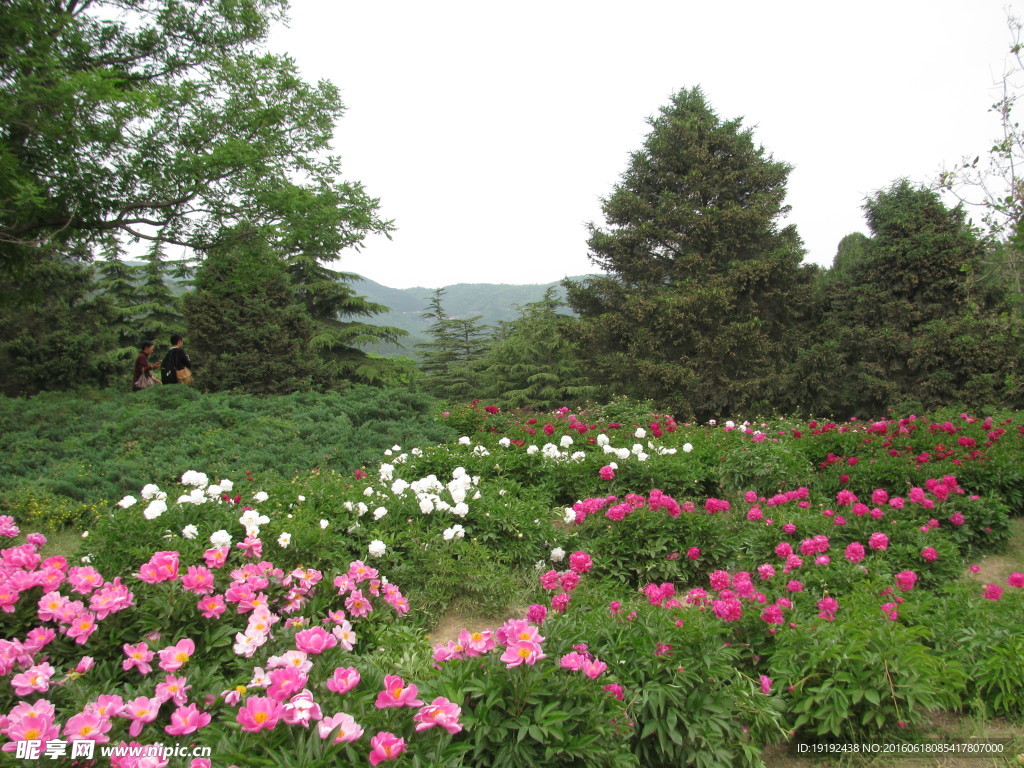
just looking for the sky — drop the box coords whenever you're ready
[269,0,1018,289]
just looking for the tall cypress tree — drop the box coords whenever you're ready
[565,87,812,418]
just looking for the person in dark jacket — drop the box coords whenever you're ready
[161,333,192,384]
[132,341,161,391]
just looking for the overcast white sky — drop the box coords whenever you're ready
[269,0,1018,289]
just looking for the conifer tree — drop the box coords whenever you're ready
[415,288,490,401]
[566,87,812,418]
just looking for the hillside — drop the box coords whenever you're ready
[354,275,590,357]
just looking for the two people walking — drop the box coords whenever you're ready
[131,333,191,391]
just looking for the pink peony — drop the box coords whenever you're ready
[318,712,363,744]
[236,696,283,732]
[369,731,407,766]
[374,675,423,709]
[413,697,463,734]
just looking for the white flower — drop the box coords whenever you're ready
[140,484,161,500]
[210,529,232,547]
[319,519,329,529]
[373,506,388,520]
[297,495,306,502]
[708,419,717,426]
[277,532,291,548]
[615,447,630,460]
[498,437,511,448]
[602,444,616,454]
[458,436,472,445]
[80,554,92,563]
[363,486,374,497]
[559,435,574,448]
[391,479,409,496]
[637,452,649,462]
[472,445,490,456]
[181,524,198,540]
[634,427,646,439]
[570,451,586,462]
[443,524,465,541]
[181,471,209,488]
[379,463,394,481]
[383,449,393,457]
[526,445,539,455]
[220,479,234,492]
[81,530,89,539]
[550,547,566,562]
[609,462,618,470]
[368,539,387,557]
[563,508,576,524]
[206,484,223,497]
[418,497,434,514]
[534,560,547,570]
[356,502,368,515]
[596,433,610,446]
[143,500,167,520]
[343,502,354,512]
[394,453,408,464]
[253,491,269,503]
[392,444,401,452]
[683,443,694,453]
[117,495,137,509]
[452,502,469,518]
[188,488,206,505]
[725,420,735,429]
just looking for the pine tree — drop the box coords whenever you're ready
[566,87,812,418]
[415,288,490,401]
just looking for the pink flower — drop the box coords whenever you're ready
[525,604,547,624]
[282,689,322,727]
[458,628,495,656]
[75,656,95,674]
[122,695,161,737]
[921,547,938,562]
[895,571,918,591]
[583,659,607,679]
[63,710,112,743]
[295,626,338,655]
[267,666,308,702]
[1008,572,1024,588]
[318,712,363,743]
[369,731,407,766]
[760,675,773,694]
[197,594,226,619]
[345,590,373,618]
[157,638,195,672]
[135,551,180,584]
[603,683,625,700]
[67,566,104,594]
[12,663,55,696]
[180,566,216,595]
[155,674,190,706]
[413,697,463,734]
[374,675,424,708]
[569,551,593,574]
[122,642,154,675]
[868,533,889,551]
[326,667,361,695]
[500,640,546,667]
[203,546,229,569]
[551,592,571,613]
[817,597,839,621]
[236,696,283,732]
[65,611,98,644]
[165,703,211,735]
[599,465,615,481]
[983,584,1003,601]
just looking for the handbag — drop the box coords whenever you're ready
[134,374,159,390]
[176,367,193,385]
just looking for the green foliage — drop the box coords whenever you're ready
[719,438,815,495]
[770,590,966,738]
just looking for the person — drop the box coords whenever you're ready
[131,341,161,391]
[161,333,192,385]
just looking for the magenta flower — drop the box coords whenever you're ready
[318,711,363,744]
[375,675,423,708]
[197,594,227,619]
[568,551,593,574]
[895,571,918,591]
[345,589,373,618]
[236,696,283,732]
[525,604,547,624]
[165,703,211,735]
[267,666,308,702]
[921,547,938,562]
[760,675,773,694]
[868,532,889,551]
[1008,572,1024,588]
[599,465,615,481]
[122,695,161,737]
[983,584,1003,601]
[559,651,587,670]
[817,597,839,621]
[583,659,608,679]
[369,731,407,765]
[414,697,463,734]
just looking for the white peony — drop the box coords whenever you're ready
[253,491,269,503]
[143,500,167,520]
[550,547,566,562]
[181,524,198,540]
[140,484,161,500]
[368,539,387,557]
[634,428,646,439]
[373,506,388,520]
[210,529,232,547]
[117,495,137,509]
[277,532,291,548]
[319,519,329,529]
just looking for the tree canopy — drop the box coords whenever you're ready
[0,0,391,276]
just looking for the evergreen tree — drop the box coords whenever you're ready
[184,226,317,395]
[0,252,121,396]
[133,243,184,347]
[415,288,490,401]
[287,255,408,385]
[478,288,602,409]
[565,87,812,418]
[94,250,143,354]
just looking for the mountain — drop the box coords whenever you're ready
[354,276,591,358]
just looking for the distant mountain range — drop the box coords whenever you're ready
[354,276,591,357]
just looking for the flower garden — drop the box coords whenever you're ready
[2,403,1024,767]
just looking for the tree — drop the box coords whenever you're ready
[565,87,812,418]
[0,252,122,396]
[803,180,1021,416]
[415,288,490,401]
[184,226,316,395]
[477,288,602,410]
[0,0,391,278]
